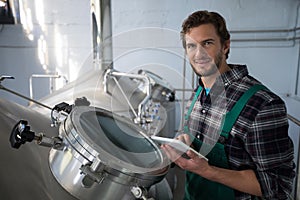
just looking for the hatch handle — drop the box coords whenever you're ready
[10,120,35,149]
[9,120,64,150]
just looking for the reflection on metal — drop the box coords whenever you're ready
[91,0,113,70]
[29,74,68,100]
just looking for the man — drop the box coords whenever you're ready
[161,10,295,199]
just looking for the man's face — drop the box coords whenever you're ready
[185,24,228,77]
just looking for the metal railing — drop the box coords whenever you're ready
[29,74,68,99]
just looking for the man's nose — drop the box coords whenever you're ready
[195,45,207,57]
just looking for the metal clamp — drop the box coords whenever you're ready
[130,186,154,200]
[80,157,106,188]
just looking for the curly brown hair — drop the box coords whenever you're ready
[181,10,230,59]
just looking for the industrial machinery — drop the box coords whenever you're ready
[0,0,178,199]
[0,65,176,200]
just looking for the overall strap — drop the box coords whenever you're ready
[185,85,202,121]
[222,84,268,138]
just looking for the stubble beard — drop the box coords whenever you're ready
[193,50,223,78]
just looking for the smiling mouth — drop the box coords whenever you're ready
[194,59,211,65]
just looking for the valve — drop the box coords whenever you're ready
[163,91,175,102]
[10,120,35,149]
[51,97,91,127]
[130,186,154,200]
[9,120,64,150]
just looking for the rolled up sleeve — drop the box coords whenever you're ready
[247,100,295,199]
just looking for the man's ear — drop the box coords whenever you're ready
[223,40,230,55]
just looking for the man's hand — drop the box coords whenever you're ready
[160,134,262,197]
[161,134,213,178]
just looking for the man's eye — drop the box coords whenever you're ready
[203,41,213,46]
[186,44,196,49]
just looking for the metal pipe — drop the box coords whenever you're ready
[295,42,300,96]
[109,71,152,122]
[103,69,153,122]
[0,84,52,110]
[174,88,193,92]
[230,27,300,34]
[231,36,300,43]
[181,53,186,131]
[294,2,300,96]
[0,75,52,109]
[29,74,68,99]
[288,114,300,127]
[91,0,113,70]
[112,76,138,118]
[230,2,300,46]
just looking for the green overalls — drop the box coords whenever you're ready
[183,84,267,200]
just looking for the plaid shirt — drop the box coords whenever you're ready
[185,64,295,199]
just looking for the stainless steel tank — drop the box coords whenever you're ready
[0,0,177,198]
[48,106,169,200]
[0,64,176,199]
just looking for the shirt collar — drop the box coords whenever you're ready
[197,64,249,88]
[220,64,248,87]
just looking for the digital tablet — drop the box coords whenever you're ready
[151,136,208,161]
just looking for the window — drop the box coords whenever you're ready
[0,0,15,24]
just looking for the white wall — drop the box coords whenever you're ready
[112,0,300,96]
[0,0,92,105]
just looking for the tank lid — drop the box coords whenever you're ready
[62,106,169,174]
